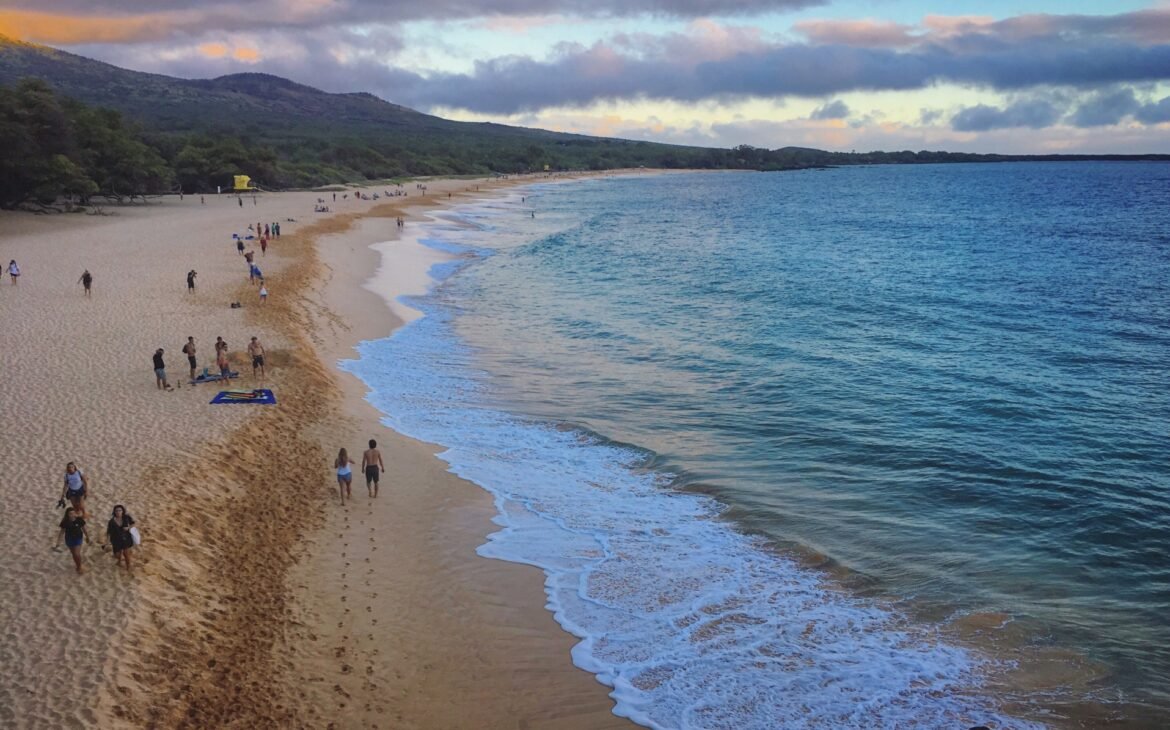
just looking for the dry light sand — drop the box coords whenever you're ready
[0,177,636,729]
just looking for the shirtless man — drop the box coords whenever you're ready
[182,336,197,379]
[361,439,384,497]
[247,336,266,378]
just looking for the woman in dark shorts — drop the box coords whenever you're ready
[56,507,91,574]
[104,505,136,572]
[61,461,88,518]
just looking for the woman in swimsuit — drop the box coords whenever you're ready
[56,507,91,574]
[103,505,136,573]
[335,448,355,505]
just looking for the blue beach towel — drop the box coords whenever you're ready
[210,388,276,405]
[190,371,239,384]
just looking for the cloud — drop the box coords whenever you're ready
[793,19,915,47]
[394,34,1170,114]
[810,99,849,119]
[952,99,1063,131]
[1069,88,1141,127]
[0,0,826,45]
[1135,95,1170,124]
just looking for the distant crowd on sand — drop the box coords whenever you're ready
[7,192,402,576]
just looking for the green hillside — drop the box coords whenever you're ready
[0,33,736,188]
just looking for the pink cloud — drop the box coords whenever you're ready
[792,19,916,47]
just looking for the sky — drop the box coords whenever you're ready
[2,0,1169,153]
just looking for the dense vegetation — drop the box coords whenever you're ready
[1,33,1167,208]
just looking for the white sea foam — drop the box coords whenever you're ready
[340,192,1043,730]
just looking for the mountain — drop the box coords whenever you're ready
[0,33,734,186]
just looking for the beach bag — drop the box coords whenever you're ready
[129,526,141,546]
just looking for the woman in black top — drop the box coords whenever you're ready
[104,505,136,572]
[55,507,90,574]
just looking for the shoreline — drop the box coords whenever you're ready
[0,172,646,729]
[275,179,638,728]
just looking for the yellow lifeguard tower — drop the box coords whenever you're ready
[233,175,257,192]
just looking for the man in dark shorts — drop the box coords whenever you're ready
[247,336,266,378]
[361,439,384,497]
[182,337,197,379]
[187,269,197,293]
[78,269,93,296]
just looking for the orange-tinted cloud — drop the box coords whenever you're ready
[198,42,229,58]
[233,46,260,62]
[0,10,171,44]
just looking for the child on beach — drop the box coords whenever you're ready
[55,507,90,574]
[8,259,19,284]
[78,270,93,296]
[258,282,268,305]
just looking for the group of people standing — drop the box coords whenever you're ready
[55,462,138,574]
[152,335,267,390]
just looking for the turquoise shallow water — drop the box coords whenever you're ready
[345,164,1170,727]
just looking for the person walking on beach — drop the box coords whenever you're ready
[55,507,91,574]
[237,238,245,255]
[248,337,266,378]
[182,337,198,380]
[260,236,268,256]
[187,269,197,293]
[362,439,384,498]
[335,448,355,505]
[78,269,93,296]
[8,259,19,284]
[102,505,136,573]
[153,348,172,391]
[60,461,89,518]
[258,281,268,305]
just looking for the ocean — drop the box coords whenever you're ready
[341,164,1170,729]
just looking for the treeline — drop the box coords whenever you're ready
[6,77,1168,209]
[0,79,172,208]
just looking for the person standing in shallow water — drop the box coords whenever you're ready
[362,439,384,498]
[55,507,91,574]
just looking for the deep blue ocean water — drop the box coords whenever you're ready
[343,164,1170,728]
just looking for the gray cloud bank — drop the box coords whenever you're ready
[37,7,1170,127]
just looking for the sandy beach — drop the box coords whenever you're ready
[0,177,634,728]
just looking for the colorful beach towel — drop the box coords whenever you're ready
[210,388,276,405]
[190,371,239,384]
